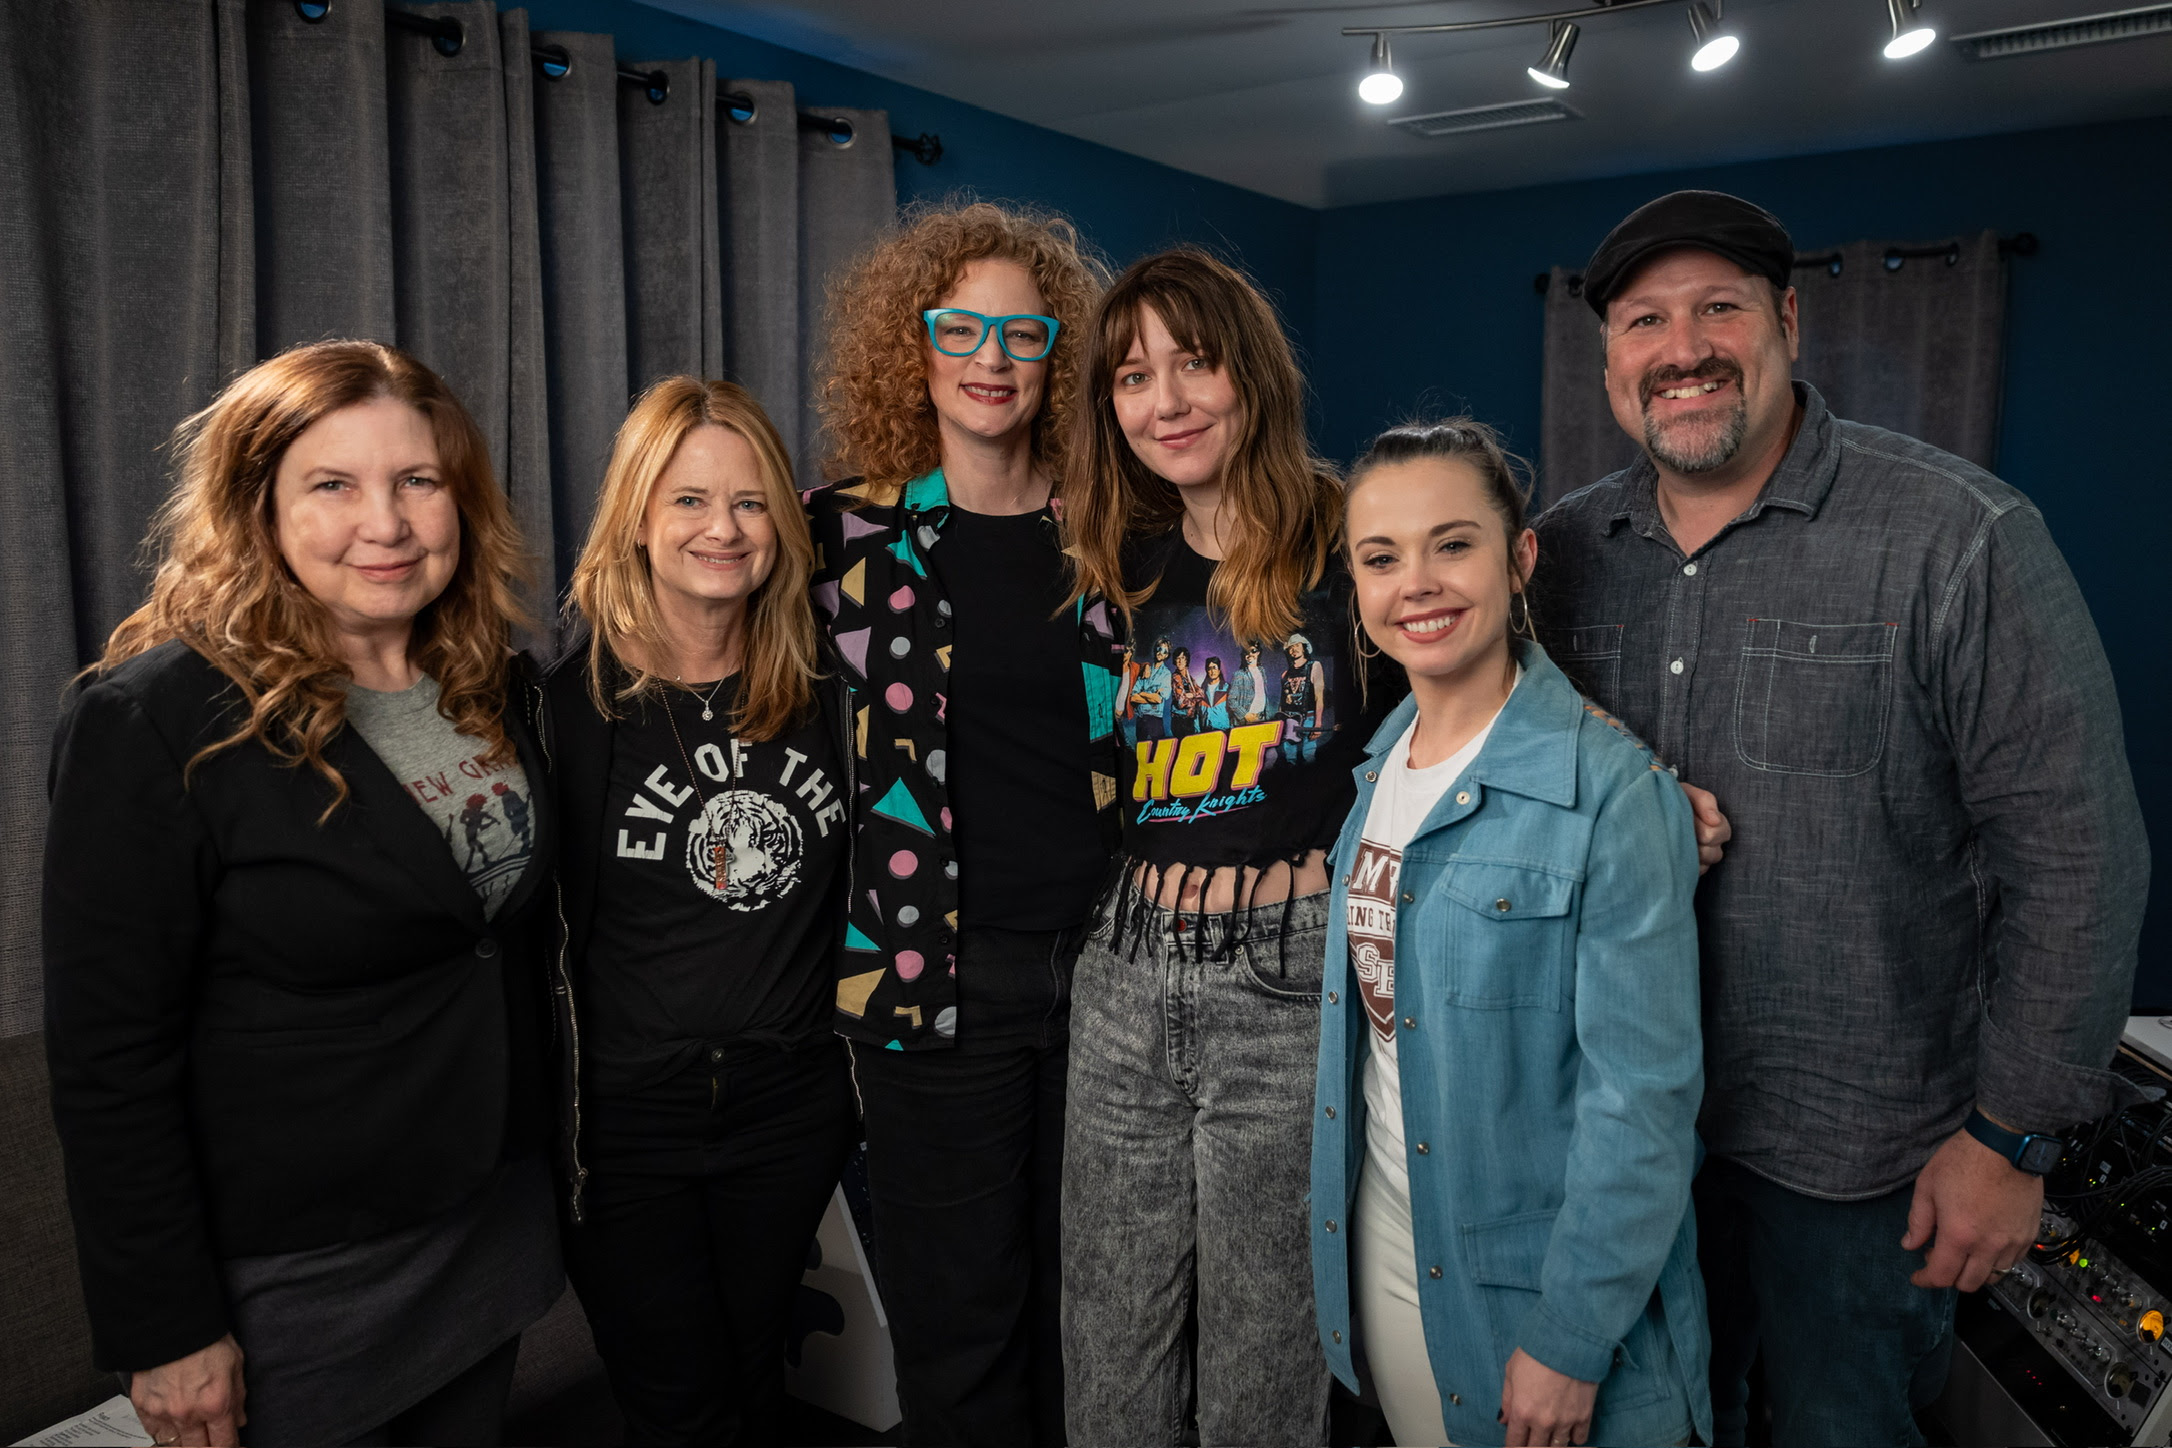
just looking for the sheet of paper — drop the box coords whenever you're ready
[12,1396,150,1448]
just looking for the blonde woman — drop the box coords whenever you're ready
[43,341,559,1446]
[534,377,853,1447]
[809,202,1117,1444]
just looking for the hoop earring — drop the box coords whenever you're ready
[1509,590,1533,639]
[1350,605,1380,660]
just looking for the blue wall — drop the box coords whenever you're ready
[517,3,2166,1001]
[1313,115,2172,1000]
[520,0,1318,343]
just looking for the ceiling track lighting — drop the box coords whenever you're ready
[1685,1,1741,70]
[1884,0,1938,57]
[1359,33,1403,105]
[1528,20,1580,89]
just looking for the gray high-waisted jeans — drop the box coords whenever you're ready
[1060,882,1332,1447]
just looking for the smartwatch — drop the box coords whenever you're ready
[1965,1109,2064,1175]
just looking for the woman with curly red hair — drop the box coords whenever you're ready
[808,202,1120,1445]
[43,340,560,1446]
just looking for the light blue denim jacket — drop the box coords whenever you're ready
[1310,644,1712,1446]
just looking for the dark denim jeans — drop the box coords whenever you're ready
[850,923,1077,1448]
[1061,885,1332,1448]
[1697,1155,1955,1447]
[564,1040,856,1448]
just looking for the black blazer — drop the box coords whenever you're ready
[41,641,554,1372]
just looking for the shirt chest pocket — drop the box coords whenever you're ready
[1427,860,1577,1010]
[1733,619,1898,778]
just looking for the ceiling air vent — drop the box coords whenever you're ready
[1388,97,1580,139]
[1952,3,2172,59]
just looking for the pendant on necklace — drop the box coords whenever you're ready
[702,707,714,721]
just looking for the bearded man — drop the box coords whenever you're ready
[1531,190,2148,1447]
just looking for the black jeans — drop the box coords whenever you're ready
[851,923,1078,1447]
[564,1039,856,1448]
[1698,1155,1955,1447]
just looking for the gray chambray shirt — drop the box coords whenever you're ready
[1533,383,2150,1199]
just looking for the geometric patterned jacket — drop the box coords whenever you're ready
[807,468,1124,1050]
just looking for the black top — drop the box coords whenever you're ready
[41,641,554,1371]
[931,504,1106,932]
[581,677,848,1095]
[1116,532,1392,871]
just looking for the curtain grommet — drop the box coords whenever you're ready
[534,44,571,81]
[293,0,330,20]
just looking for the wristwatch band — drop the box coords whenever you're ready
[1965,1109,2064,1175]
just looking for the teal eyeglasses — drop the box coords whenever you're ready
[922,309,1062,363]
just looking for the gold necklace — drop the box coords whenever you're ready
[660,687,733,895]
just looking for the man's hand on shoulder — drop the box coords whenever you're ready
[1903,1121,2042,1292]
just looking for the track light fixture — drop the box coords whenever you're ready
[1686,2,1741,71]
[1358,33,1403,105]
[1883,0,1937,58]
[1527,20,1579,90]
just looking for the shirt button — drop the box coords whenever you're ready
[1454,790,1470,805]
[1429,1266,1443,1279]
[1415,1142,1429,1154]
[1670,659,1684,675]
[1402,1016,1416,1030]
[474,938,499,959]
[1683,562,1698,576]
[708,1046,725,1063]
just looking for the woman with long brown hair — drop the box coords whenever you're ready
[534,376,854,1446]
[809,202,1120,1445]
[43,340,560,1446]
[1058,250,1386,1446]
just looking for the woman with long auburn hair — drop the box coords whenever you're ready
[44,340,561,1447]
[535,376,855,1446]
[808,201,1121,1445]
[1057,250,1392,1447]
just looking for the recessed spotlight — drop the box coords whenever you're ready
[1687,2,1740,71]
[1359,34,1403,104]
[1527,20,1579,89]
[1884,0,1937,58]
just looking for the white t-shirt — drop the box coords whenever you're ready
[1348,674,1518,1205]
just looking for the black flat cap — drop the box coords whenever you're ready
[1583,190,1794,316]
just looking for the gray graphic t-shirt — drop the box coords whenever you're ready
[343,676,533,918]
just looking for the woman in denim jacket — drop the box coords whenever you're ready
[1310,420,1711,1447]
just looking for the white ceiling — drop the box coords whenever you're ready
[646,0,2172,208]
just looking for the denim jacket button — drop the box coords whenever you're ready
[1495,898,1511,912]
[1414,1142,1429,1154]
[1327,990,1338,1004]
[1365,770,1377,782]
[1401,891,1414,904]
[1325,1105,1336,1119]
[1449,1393,1461,1406]
[1454,790,1470,805]
[1429,1266,1442,1279]
[1402,1016,1416,1030]
[1325,1219,1338,1233]
[1333,1330,1343,1344]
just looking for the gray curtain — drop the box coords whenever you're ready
[0,0,898,1039]
[1537,232,2009,509]
[798,106,898,477]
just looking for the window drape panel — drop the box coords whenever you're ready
[0,0,898,1037]
[1536,232,2008,510]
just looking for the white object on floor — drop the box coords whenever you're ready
[14,1395,151,1447]
[786,1184,902,1433]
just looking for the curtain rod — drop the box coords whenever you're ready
[345,4,943,164]
[1532,233,2040,295]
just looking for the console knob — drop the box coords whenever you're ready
[2030,1289,2055,1320]
[2110,1362,2137,1398]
